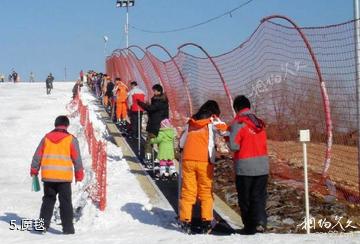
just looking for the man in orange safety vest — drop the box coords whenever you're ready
[30,115,84,234]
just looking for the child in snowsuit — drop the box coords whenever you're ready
[179,100,227,234]
[228,95,269,235]
[150,119,176,178]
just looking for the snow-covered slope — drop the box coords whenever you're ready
[0,83,359,244]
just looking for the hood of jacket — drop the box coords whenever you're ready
[45,128,70,143]
[235,108,265,133]
[188,118,211,129]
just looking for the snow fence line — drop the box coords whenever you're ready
[70,93,107,211]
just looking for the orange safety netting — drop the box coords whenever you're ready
[78,98,107,211]
[106,16,360,203]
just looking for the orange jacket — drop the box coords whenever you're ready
[116,83,128,103]
[31,128,83,182]
[180,117,227,163]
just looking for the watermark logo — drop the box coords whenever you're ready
[297,216,358,232]
[249,60,307,97]
[9,218,45,231]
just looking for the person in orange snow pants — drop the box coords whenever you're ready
[178,100,227,234]
[115,78,128,121]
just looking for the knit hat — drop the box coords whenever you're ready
[160,118,172,128]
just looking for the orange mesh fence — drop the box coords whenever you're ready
[78,98,107,211]
[106,16,360,203]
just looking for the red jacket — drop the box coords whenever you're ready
[228,108,269,176]
[127,86,145,112]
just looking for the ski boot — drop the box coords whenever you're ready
[144,153,152,169]
[153,158,160,174]
[180,221,192,235]
[201,221,213,234]
[169,165,178,180]
[158,166,169,180]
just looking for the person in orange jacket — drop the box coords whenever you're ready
[178,100,227,234]
[114,77,128,124]
[30,115,84,234]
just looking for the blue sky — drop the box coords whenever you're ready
[0,0,352,81]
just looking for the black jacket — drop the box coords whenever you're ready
[138,95,169,135]
[105,81,115,97]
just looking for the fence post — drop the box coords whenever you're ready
[354,0,360,198]
[300,129,311,234]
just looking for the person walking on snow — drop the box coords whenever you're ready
[178,100,227,234]
[29,72,35,82]
[30,115,84,234]
[114,77,128,125]
[150,119,176,178]
[45,73,54,95]
[12,70,18,83]
[228,95,269,235]
[127,81,145,139]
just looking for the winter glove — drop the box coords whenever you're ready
[75,170,84,182]
[30,168,38,177]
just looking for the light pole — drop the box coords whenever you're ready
[116,0,135,49]
[103,35,109,56]
[104,35,109,71]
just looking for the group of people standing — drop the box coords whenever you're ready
[0,70,35,83]
[91,73,270,235]
[35,71,269,236]
[177,96,269,235]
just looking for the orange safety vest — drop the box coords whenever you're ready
[40,135,74,182]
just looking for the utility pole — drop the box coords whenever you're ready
[64,65,67,81]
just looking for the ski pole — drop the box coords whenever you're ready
[138,109,141,155]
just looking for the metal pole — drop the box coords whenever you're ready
[354,0,360,198]
[303,142,310,234]
[104,38,108,72]
[126,3,129,49]
[138,109,141,154]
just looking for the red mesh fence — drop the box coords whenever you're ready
[106,17,360,203]
[78,98,107,211]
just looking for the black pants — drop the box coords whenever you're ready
[236,175,268,232]
[40,182,74,233]
[129,110,143,138]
